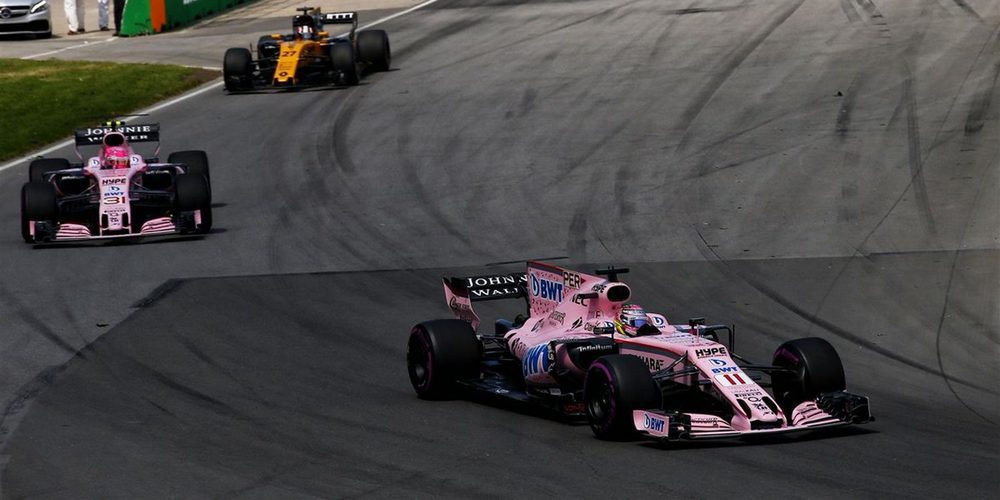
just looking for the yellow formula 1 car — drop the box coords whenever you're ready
[223,7,390,91]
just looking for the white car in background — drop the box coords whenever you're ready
[0,0,51,38]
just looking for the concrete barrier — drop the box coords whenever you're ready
[119,0,249,36]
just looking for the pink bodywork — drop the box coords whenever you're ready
[445,261,852,439]
[28,132,194,241]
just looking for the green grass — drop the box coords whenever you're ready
[0,59,220,162]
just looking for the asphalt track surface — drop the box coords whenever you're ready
[1,0,998,497]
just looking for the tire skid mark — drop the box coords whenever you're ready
[853,0,891,37]
[396,115,476,249]
[835,74,862,139]
[692,227,996,395]
[839,0,861,23]
[901,71,938,235]
[964,26,1000,134]
[673,0,806,155]
[952,0,985,23]
[0,286,78,355]
[408,0,648,77]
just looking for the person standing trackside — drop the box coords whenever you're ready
[64,0,85,34]
[112,0,125,35]
[98,0,110,31]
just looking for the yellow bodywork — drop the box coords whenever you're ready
[269,33,330,85]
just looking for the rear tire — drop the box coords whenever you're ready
[21,182,57,243]
[174,173,212,233]
[771,337,846,414]
[357,29,391,72]
[167,150,211,185]
[330,42,359,85]
[29,158,70,183]
[584,355,662,440]
[223,47,253,91]
[407,320,480,399]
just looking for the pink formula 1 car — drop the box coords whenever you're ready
[20,122,212,243]
[407,261,872,441]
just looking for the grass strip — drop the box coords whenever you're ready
[0,58,219,162]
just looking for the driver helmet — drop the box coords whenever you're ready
[295,23,314,39]
[104,146,130,169]
[615,304,649,337]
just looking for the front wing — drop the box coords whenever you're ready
[634,391,873,440]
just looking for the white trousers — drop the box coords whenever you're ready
[64,0,109,31]
[64,0,85,31]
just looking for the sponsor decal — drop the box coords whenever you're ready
[591,283,606,293]
[470,287,520,299]
[643,414,665,433]
[531,318,544,332]
[709,358,727,366]
[548,310,566,325]
[732,388,766,398]
[742,395,772,414]
[563,271,582,290]
[101,178,127,186]
[639,356,664,371]
[650,315,666,327]
[530,275,563,302]
[711,366,739,374]
[448,296,476,323]
[690,417,720,424]
[570,317,583,329]
[575,344,613,353]
[83,125,154,136]
[465,274,523,288]
[105,185,122,194]
[572,294,588,306]
[694,346,727,358]
[715,372,749,386]
[522,343,551,376]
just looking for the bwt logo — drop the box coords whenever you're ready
[695,346,727,358]
[530,275,563,302]
[522,343,551,376]
[712,366,738,374]
[644,414,665,433]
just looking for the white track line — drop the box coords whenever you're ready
[1,0,439,173]
[23,36,118,60]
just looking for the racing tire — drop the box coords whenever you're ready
[407,319,480,400]
[174,173,212,233]
[167,150,211,185]
[330,42,359,85]
[21,182,57,243]
[584,355,662,440]
[771,337,846,415]
[357,29,391,72]
[223,47,254,91]
[28,158,70,183]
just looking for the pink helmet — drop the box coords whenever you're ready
[105,146,129,169]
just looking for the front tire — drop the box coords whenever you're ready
[174,173,212,233]
[771,337,846,414]
[407,319,480,399]
[357,29,391,72]
[21,182,58,243]
[584,355,662,440]
[223,47,254,91]
[330,42,359,85]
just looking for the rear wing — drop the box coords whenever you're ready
[73,122,160,159]
[73,122,160,146]
[321,11,357,38]
[442,272,526,331]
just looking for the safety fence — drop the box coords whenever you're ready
[120,0,251,36]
